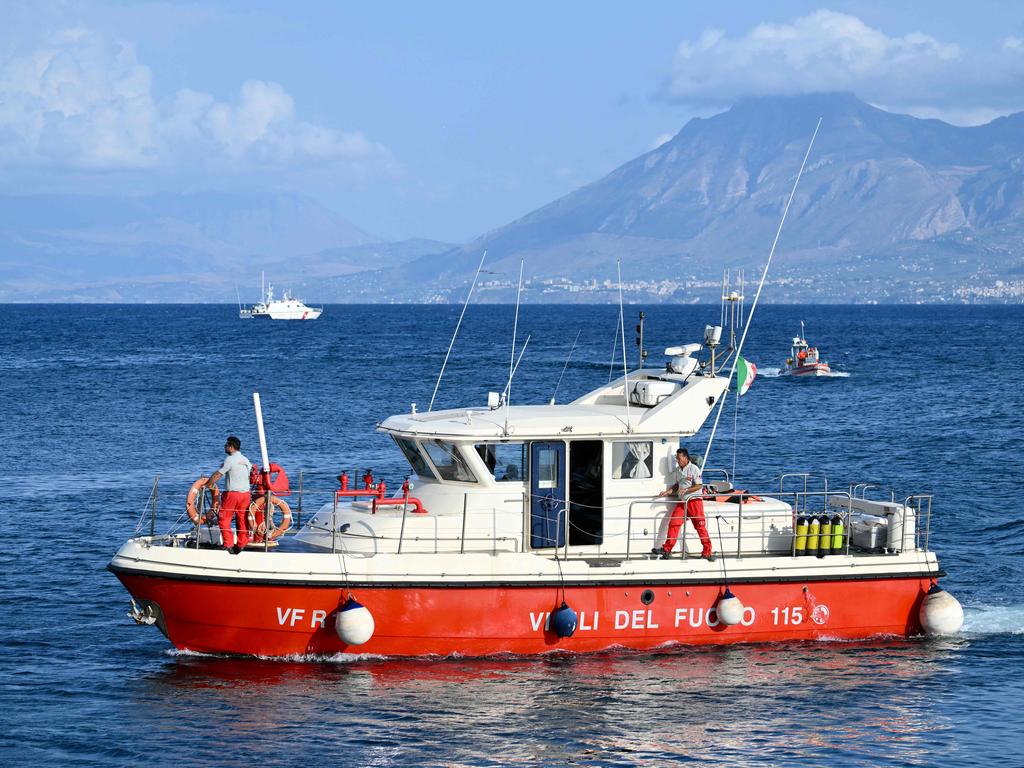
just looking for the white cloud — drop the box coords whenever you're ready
[667,10,1024,123]
[0,26,392,173]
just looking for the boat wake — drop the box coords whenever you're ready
[961,603,1024,636]
[759,367,783,378]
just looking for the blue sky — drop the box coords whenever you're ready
[2,1,1023,242]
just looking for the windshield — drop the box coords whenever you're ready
[393,437,434,479]
[422,440,478,483]
[475,443,525,482]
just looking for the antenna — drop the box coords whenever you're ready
[608,313,620,383]
[703,118,822,471]
[428,251,487,412]
[550,329,582,405]
[505,261,524,436]
[617,260,633,433]
[502,334,531,400]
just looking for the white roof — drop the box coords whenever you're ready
[380,370,728,440]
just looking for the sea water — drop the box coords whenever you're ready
[0,303,1021,767]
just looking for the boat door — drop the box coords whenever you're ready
[530,442,566,548]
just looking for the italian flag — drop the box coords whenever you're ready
[736,357,756,396]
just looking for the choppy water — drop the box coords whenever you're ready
[1,303,1021,767]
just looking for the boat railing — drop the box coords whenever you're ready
[701,467,731,485]
[614,490,853,561]
[135,475,932,562]
[779,472,829,496]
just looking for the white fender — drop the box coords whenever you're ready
[919,585,963,636]
[335,597,375,645]
[717,588,744,627]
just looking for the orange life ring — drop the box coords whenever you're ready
[186,477,220,525]
[248,494,292,541]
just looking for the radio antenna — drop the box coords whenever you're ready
[429,250,486,412]
[703,118,822,470]
[502,334,531,401]
[504,260,524,436]
[608,313,620,383]
[550,329,581,405]
[617,260,633,433]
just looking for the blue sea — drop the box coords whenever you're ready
[1,303,1022,767]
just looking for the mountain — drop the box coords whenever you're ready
[4,93,1023,303]
[0,191,387,300]
[390,93,1024,303]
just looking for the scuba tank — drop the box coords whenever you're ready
[817,515,833,557]
[795,514,808,556]
[831,513,845,553]
[805,516,820,557]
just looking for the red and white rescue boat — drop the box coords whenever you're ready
[108,318,963,658]
[784,321,832,377]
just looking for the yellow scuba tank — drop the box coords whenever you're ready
[806,516,820,556]
[818,515,832,557]
[795,514,808,555]
[831,513,845,553]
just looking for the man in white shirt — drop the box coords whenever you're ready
[653,448,714,561]
[205,435,253,554]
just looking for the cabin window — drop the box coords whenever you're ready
[612,441,653,479]
[537,447,560,489]
[475,443,526,482]
[393,437,435,479]
[422,440,478,483]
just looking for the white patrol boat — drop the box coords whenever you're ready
[240,272,322,320]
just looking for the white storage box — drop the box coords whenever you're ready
[631,380,677,407]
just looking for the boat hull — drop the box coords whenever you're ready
[114,569,932,657]
[786,363,831,377]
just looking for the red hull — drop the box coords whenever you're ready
[115,571,931,657]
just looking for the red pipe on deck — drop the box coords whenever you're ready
[372,496,427,514]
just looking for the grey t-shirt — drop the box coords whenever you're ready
[218,451,253,493]
[675,462,702,499]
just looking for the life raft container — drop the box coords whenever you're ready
[186,477,220,525]
[248,494,292,541]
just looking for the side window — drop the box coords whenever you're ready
[475,443,526,482]
[394,437,434,479]
[612,441,653,479]
[422,440,478,483]
[537,447,559,489]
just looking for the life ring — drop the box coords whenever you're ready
[186,477,220,525]
[248,494,292,541]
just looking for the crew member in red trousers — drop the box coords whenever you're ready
[206,435,253,554]
[653,448,715,561]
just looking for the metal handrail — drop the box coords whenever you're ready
[139,473,935,563]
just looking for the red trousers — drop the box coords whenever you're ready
[662,497,712,556]
[218,491,251,549]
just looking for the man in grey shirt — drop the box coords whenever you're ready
[206,435,253,554]
[653,448,714,561]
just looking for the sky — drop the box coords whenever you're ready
[2,1,1023,243]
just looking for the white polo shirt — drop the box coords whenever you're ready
[675,462,702,499]
[218,451,252,493]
